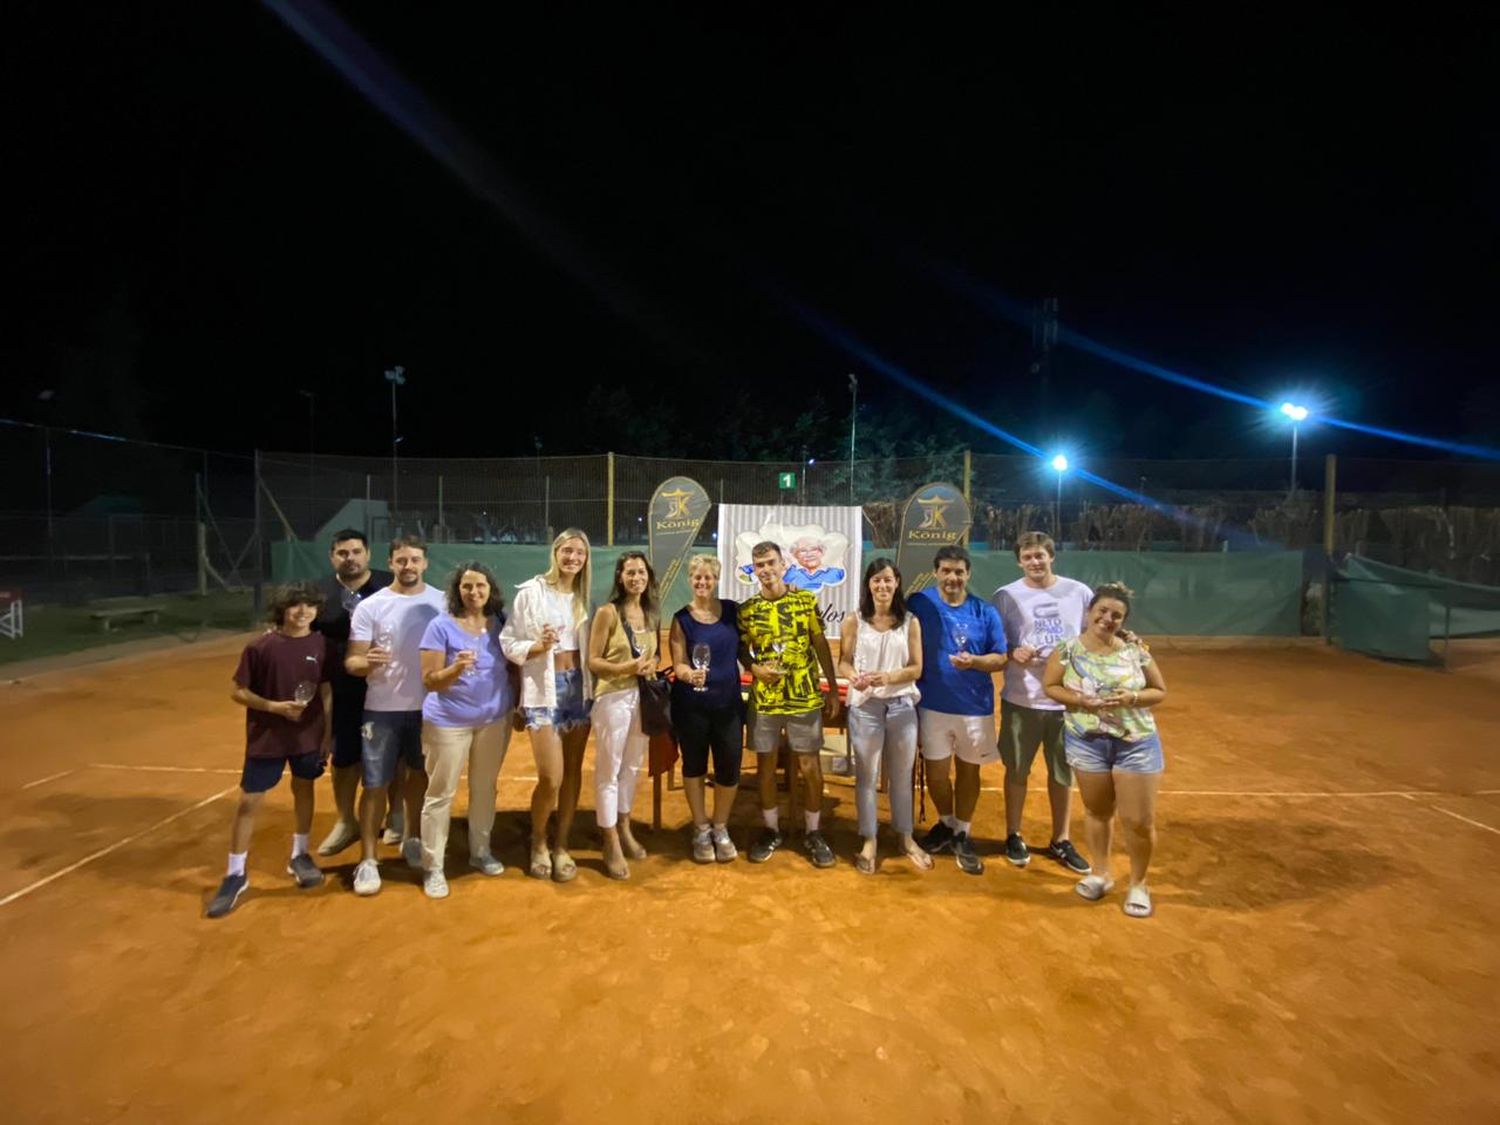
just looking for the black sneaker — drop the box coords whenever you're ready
[1003,832,1031,868]
[205,873,248,918]
[803,831,835,869]
[748,827,783,864]
[286,853,325,888]
[918,821,956,855]
[1043,838,1091,875]
[954,832,985,876]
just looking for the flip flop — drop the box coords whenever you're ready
[528,843,552,881]
[855,852,877,875]
[1074,874,1115,901]
[902,843,935,871]
[551,848,578,883]
[1123,883,1153,918]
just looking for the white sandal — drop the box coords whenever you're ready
[1074,874,1115,901]
[1122,883,1153,917]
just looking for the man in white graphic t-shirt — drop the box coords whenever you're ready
[345,536,445,896]
[992,531,1093,874]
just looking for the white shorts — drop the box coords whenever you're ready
[919,709,999,766]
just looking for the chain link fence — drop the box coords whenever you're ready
[6,416,1500,602]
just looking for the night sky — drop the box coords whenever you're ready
[7,3,1497,465]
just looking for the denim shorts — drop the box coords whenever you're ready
[361,710,425,788]
[1063,729,1165,774]
[523,668,592,732]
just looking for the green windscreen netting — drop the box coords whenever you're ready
[271,543,1304,636]
[1332,556,1500,661]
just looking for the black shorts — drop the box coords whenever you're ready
[674,704,744,786]
[330,694,366,769]
[241,751,325,794]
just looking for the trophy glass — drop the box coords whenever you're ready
[691,643,711,692]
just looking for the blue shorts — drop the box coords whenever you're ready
[361,710,425,788]
[523,668,592,733]
[1064,729,1164,774]
[241,751,324,794]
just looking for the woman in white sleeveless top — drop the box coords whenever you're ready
[837,557,929,873]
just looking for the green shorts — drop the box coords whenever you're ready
[997,699,1072,786]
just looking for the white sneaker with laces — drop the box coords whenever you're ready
[353,859,381,896]
[712,827,738,863]
[423,870,450,899]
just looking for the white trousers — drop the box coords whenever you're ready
[421,718,513,870]
[592,688,647,827]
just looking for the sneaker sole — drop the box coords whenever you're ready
[206,882,248,918]
[316,830,360,856]
[286,862,325,889]
[957,856,986,876]
[1006,852,1031,868]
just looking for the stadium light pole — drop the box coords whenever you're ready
[1050,454,1069,540]
[1280,401,1309,498]
[847,372,858,504]
[385,366,406,524]
[298,388,316,534]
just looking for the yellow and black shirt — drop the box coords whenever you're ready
[738,588,823,715]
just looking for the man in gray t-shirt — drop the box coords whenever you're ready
[991,532,1092,875]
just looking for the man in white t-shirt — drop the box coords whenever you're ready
[992,531,1092,875]
[345,536,445,896]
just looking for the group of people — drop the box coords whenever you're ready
[207,526,1167,920]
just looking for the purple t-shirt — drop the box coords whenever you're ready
[419,614,514,727]
[233,630,331,758]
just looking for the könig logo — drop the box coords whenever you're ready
[916,494,951,530]
[658,488,695,520]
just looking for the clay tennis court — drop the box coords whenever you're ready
[2,635,1497,1123]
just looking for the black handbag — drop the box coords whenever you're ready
[623,611,673,737]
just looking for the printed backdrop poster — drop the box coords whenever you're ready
[716,504,863,628]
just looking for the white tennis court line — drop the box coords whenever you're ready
[21,768,79,790]
[1398,791,1500,838]
[0,784,237,909]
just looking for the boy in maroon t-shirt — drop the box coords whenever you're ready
[206,582,334,918]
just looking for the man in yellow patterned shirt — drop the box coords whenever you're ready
[737,541,841,868]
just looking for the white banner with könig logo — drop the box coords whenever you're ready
[716,505,863,629]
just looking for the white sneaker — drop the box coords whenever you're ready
[316,820,359,856]
[353,859,381,896]
[691,826,715,864]
[381,810,404,846]
[401,837,423,869]
[423,870,449,899]
[712,827,738,863]
[469,853,504,877]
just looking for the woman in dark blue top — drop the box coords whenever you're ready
[668,554,744,864]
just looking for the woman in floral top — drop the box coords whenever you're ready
[1043,582,1168,918]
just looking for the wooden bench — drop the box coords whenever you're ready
[90,605,165,633]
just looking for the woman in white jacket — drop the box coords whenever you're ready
[500,528,594,882]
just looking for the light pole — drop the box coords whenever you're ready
[847,372,858,504]
[1050,454,1069,540]
[385,366,406,525]
[298,388,315,534]
[1280,402,1308,498]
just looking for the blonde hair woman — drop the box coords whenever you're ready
[501,528,594,882]
[667,554,744,863]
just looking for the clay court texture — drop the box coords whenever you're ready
[2,634,1498,1123]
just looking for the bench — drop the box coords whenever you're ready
[90,605,165,633]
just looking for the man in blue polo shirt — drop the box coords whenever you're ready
[909,545,1008,874]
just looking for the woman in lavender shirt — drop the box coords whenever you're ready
[417,561,516,899]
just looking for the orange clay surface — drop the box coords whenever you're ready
[1,635,1498,1124]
